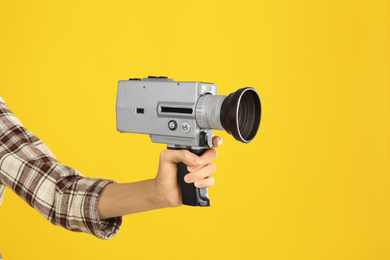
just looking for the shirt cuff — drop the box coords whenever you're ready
[55,176,123,240]
[83,178,123,240]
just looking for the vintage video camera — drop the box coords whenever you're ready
[116,76,262,206]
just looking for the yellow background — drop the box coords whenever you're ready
[0,0,389,259]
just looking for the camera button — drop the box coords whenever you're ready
[181,122,191,133]
[168,120,177,130]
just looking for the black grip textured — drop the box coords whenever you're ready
[178,162,211,207]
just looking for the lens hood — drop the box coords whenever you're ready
[220,87,261,143]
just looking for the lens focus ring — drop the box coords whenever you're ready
[195,95,226,130]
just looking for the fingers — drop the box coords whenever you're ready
[159,136,222,169]
[159,149,203,168]
[213,136,223,148]
[187,148,218,172]
[194,176,215,188]
[184,162,217,188]
[159,137,221,189]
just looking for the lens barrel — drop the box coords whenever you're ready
[195,87,261,143]
[195,95,226,131]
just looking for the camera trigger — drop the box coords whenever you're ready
[200,131,214,148]
[206,134,215,148]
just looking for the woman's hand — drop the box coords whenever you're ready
[154,136,223,207]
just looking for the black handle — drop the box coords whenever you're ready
[177,162,210,207]
[170,148,210,207]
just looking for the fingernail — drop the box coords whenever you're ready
[185,175,193,183]
[195,181,203,187]
[218,138,222,146]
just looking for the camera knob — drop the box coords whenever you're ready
[168,120,177,130]
[181,122,191,133]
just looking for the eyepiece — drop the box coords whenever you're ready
[220,88,261,143]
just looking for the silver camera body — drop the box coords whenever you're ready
[116,76,222,148]
[116,76,261,206]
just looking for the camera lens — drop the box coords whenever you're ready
[220,88,261,143]
[195,87,261,143]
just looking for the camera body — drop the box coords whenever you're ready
[116,76,261,206]
[116,76,219,148]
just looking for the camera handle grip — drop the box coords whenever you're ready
[169,147,211,207]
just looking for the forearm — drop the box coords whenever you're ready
[97,139,222,220]
[98,179,167,219]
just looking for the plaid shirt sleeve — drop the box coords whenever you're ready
[0,97,122,240]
